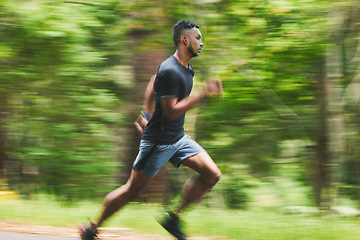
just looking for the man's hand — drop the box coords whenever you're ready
[133,114,148,135]
[204,77,223,97]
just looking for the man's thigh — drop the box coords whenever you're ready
[181,151,220,178]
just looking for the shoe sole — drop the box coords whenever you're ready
[159,220,186,240]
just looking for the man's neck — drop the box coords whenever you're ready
[173,50,191,68]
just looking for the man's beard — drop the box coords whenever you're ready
[187,44,199,57]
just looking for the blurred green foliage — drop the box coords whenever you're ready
[0,0,125,199]
[1,0,360,208]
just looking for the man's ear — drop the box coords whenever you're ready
[181,35,188,45]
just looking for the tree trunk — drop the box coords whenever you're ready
[317,9,346,210]
[119,27,169,203]
[341,2,360,206]
[0,90,9,190]
[313,74,329,208]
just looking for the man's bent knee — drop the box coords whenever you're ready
[212,170,221,186]
[130,186,146,199]
[206,169,221,187]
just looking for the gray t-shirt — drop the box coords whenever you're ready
[142,56,194,144]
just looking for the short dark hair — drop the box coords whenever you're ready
[173,20,200,47]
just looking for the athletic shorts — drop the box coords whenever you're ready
[133,134,205,177]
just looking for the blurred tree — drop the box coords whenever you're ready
[0,0,124,199]
[340,1,360,206]
[193,0,358,208]
[0,91,9,190]
[115,0,170,202]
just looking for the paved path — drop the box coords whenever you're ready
[0,222,225,240]
[0,231,76,240]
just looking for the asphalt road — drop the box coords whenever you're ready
[0,231,76,240]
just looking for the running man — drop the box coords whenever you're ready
[80,20,223,240]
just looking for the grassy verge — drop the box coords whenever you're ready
[1,196,360,239]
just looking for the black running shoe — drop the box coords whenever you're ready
[79,223,99,240]
[160,212,187,240]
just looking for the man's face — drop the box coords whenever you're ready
[185,28,203,57]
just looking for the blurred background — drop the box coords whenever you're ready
[1,0,360,221]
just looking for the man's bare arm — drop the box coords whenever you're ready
[143,74,156,114]
[160,78,223,122]
[133,74,156,135]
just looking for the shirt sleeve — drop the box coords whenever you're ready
[158,70,180,99]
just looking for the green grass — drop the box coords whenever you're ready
[1,196,360,240]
